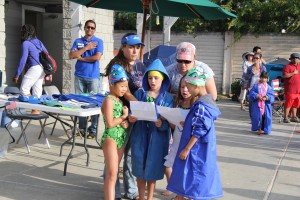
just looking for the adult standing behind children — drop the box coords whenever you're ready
[105,33,145,200]
[166,42,217,100]
[167,66,222,200]
[253,46,267,65]
[129,59,173,200]
[13,24,48,114]
[69,20,103,139]
[282,53,300,123]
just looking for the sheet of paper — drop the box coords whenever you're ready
[130,101,157,122]
[157,106,190,127]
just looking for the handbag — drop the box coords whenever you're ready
[29,41,57,75]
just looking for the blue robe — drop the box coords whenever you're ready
[167,95,223,200]
[131,59,174,181]
[248,83,274,134]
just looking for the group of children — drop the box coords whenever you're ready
[100,59,222,200]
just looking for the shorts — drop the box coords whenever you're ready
[285,93,300,108]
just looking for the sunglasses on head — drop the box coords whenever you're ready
[85,26,95,30]
[177,59,192,64]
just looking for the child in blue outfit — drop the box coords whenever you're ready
[248,71,274,135]
[167,66,223,200]
[129,59,173,200]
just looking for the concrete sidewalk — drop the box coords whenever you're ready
[0,98,300,200]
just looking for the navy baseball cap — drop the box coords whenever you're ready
[121,34,145,46]
[290,53,300,59]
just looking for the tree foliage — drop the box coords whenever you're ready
[114,0,300,37]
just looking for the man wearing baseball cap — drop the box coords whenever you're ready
[166,42,217,100]
[282,53,300,123]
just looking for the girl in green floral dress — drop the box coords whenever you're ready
[100,64,129,200]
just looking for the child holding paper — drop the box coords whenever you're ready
[167,66,223,200]
[163,77,192,197]
[129,59,173,200]
[100,64,130,200]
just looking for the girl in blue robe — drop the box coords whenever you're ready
[248,71,274,134]
[129,59,173,200]
[167,66,223,200]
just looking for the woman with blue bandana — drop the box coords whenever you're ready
[167,66,223,200]
[101,64,129,200]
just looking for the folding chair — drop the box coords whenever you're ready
[43,85,75,138]
[271,79,285,123]
[4,101,50,153]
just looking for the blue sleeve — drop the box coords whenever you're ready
[191,104,208,139]
[40,41,48,53]
[248,84,259,102]
[16,42,29,77]
[71,39,78,51]
[245,67,252,81]
[266,86,274,104]
[96,38,104,53]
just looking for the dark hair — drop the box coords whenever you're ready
[175,77,185,106]
[84,20,96,28]
[21,24,37,41]
[253,46,261,53]
[254,53,262,58]
[104,32,136,77]
[260,71,268,78]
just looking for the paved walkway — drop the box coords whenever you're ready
[0,98,300,200]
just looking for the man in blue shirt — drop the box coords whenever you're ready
[69,20,103,138]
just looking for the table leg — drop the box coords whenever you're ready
[63,116,78,176]
[83,117,90,166]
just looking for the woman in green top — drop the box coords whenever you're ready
[101,64,129,200]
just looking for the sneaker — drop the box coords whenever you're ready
[87,132,96,139]
[283,118,291,123]
[77,129,86,137]
[291,117,300,123]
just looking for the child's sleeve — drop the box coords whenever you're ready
[266,86,275,104]
[191,104,209,139]
[248,84,259,102]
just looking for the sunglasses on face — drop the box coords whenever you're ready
[253,57,260,60]
[85,26,95,30]
[177,59,192,64]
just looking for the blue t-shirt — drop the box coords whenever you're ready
[71,35,104,79]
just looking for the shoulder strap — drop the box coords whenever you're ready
[28,40,42,51]
[27,41,42,67]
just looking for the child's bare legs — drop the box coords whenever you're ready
[162,167,172,196]
[146,180,156,200]
[102,138,124,200]
[137,179,146,200]
[137,179,156,200]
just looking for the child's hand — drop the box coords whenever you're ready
[122,106,129,117]
[128,115,137,123]
[160,116,166,121]
[155,119,162,127]
[179,148,190,160]
[179,121,184,128]
[121,120,129,129]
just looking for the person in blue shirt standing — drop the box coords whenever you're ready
[69,20,104,139]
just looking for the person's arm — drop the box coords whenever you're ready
[78,52,102,62]
[205,78,217,100]
[261,58,267,65]
[69,42,98,59]
[124,89,137,101]
[14,42,29,82]
[283,70,298,78]
[179,136,198,160]
[101,97,128,128]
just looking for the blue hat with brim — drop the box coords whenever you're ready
[121,35,145,46]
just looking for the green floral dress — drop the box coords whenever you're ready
[100,95,126,149]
